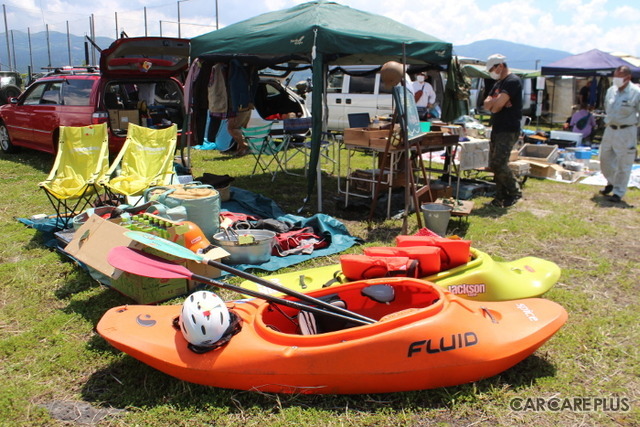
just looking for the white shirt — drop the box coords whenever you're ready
[604,82,640,127]
[412,80,436,107]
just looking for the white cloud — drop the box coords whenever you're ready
[2,0,640,57]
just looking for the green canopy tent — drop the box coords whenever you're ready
[461,63,540,79]
[188,0,452,211]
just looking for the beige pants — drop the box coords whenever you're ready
[227,109,252,150]
[599,126,637,198]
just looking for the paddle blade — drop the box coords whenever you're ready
[124,231,203,262]
[108,246,194,280]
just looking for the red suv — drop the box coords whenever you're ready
[0,37,189,155]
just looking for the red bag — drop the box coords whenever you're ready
[414,89,423,103]
[273,227,328,256]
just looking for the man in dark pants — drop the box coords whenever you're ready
[483,54,523,208]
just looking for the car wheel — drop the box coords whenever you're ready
[0,122,17,153]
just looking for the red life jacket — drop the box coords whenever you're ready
[395,235,471,270]
[363,246,442,276]
[339,255,418,281]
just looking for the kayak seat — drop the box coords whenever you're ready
[298,299,354,335]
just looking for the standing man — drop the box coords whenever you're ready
[483,54,523,207]
[599,65,640,203]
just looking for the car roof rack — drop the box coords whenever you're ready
[41,66,100,76]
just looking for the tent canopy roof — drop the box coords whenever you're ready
[540,49,640,77]
[461,63,540,79]
[190,1,452,66]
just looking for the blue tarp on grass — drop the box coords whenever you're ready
[19,187,362,273]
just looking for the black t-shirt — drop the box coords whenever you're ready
[489,73,523,132]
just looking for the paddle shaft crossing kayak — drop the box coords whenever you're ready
[240,248,561,301]
[97,277,567,394]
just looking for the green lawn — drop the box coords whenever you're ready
[0,143,638,425]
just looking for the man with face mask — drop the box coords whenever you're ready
[599,65,640,203]
[483,54,523,207]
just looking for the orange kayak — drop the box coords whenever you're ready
[97,277,567,394]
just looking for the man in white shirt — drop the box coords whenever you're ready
[413,72,437,120]
[599,65,640,203]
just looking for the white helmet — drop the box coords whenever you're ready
[180,291,231,347]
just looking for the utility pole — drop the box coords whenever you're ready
[115,12,118,39]
[144,7,148,37]
[90,14,96,65]
[215,0,219,30]
[67,21,72,66]
[3,4,11,70]
[46,24,51,68]
[27,27,33,74]
[10,29,15,70]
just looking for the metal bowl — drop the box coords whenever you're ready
[212,229,276,265]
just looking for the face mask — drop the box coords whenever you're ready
[490,71,501,80]
[613,77,625,88]
[416,75,425,83]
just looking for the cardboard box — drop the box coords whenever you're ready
[118,110,140,129]
[525,160,564,179]
[518,143,559,163]
[107,109,120,129]
[343,127,389,147]
[107,109,141,130]
[509,160,531,176]
[64,215,228,304]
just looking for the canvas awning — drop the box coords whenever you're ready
[540,49,640,77]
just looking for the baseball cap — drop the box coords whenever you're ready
[486,54,506,71]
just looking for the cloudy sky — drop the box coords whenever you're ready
[4,0,640,58]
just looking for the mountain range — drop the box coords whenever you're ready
[453,39,572,71]
[0,31,572,76]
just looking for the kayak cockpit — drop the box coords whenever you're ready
[254,278,445,340]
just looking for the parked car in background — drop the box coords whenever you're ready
[0,37,189,155]
[0,70,23,105]
[302,66,444,130]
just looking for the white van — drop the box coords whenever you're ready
[304,66,444,130]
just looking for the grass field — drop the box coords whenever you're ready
[0,141,638,426]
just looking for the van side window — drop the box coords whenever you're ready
[327,73,343,93]
[350,75,376,94]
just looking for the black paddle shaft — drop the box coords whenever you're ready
[203,258,376,324]
[190,272,372,326]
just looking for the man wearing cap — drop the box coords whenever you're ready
[483,54,523,208]
[599,65,640,203]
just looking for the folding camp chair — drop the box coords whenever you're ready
[101,123,177,205]
[38,123,110,229]
[242,123,288,181]
[282,117,312,176]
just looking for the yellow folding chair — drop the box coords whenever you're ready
[101,123,177,204]
[242,123,288,181]
[38,123,109,229]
